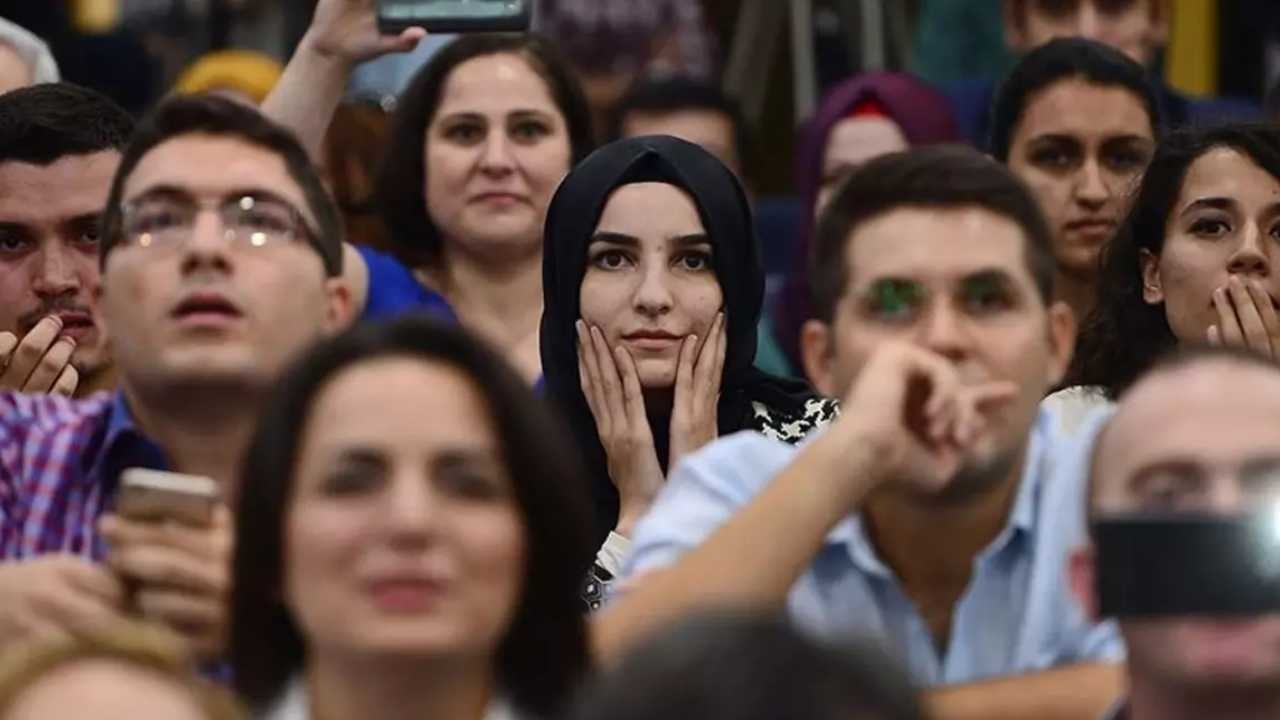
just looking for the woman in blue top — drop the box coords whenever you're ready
[264,10,593,383]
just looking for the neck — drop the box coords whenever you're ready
[307,652,495,720]
[1129,675,1280,720]
[863,449,1026,623]
[78,363,119,397]
[1054,270,1097,327]
[122,381,260,488]
[421,243,544,381]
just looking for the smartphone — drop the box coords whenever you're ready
[116,469,219,527]
[376,0,532,34]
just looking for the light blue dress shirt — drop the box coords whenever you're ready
[624,402,1123,687]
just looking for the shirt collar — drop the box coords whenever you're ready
[829,404,1057,574]
[85,391,170,482]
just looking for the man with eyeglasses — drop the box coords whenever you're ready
[1073,347,1280,720]
[0,95,352,660]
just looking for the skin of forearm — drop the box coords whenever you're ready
[260,34,351,161]
[924,662,1125,720]
[591,428,883,663]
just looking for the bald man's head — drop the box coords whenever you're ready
[1090,348,1280,518]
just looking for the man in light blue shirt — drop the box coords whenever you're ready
[597,146,1123,718]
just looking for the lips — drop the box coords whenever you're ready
[622,330,684,352]
[170,292,243,325]
[1064,218,1117,236]
[471,191,526,204]
[365,576,448,612]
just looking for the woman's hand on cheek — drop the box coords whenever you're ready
[577,321,665,537]
[669,312,726,469]
[1208,277,1280,358]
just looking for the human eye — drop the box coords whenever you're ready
[863,278,925,323]
[320,466,383,497]
[127,202,189,237]
[235,198,296,236]
[437,465,507,501]
[589,247,633,271]
[0,228,32,256]
[1188,216,1231,238]
[675,250,714,272]
[961,274,1016,316]
[510,118,550,143]
[1105,146,1150,173]
[443,121,485,144]
[1029,144,1078,171]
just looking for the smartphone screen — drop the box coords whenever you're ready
[377,0,532,33]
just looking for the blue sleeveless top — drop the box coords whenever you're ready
[355,245,457,323]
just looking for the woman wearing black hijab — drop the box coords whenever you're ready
[541,136,837,608]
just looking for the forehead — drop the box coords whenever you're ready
[824,116,908,168]
[595,182,704,236]
[846,205,1035,285]
[1013,79,1152,143]
[0,152,119,225]
[308,357,497,449]
[1176,147,1280,211]
[1025,0,1152,19]
[437,52,559,116]
[123,133,308,210]
[624,109,733,142]
[1100,363,1280,483]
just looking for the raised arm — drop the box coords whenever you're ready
[261,0,425,160]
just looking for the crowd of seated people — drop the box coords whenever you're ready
[2,1,1279,719]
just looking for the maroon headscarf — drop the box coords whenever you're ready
[774,72,960,370]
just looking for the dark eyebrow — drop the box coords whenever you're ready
[1100,135,1154,148]
[1180,197,1236,217]
[1026,134,1083,147]
[672,233,712,248]
[961,268,1017,287]
[128,185,301,211]
[589,232,639,248]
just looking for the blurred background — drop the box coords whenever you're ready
[3,0,1278,196]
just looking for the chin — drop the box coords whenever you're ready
[633,358,677,389]
[351,621,500,660]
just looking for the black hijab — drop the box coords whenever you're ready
[541,135,814,542]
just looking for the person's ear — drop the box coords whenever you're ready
[1069,545,1100,621]
[1002,0,1031,52]
[1045,300,1077,388]
[323,277,355,333]
[800,319,837,395]
[1139,249,1164,305]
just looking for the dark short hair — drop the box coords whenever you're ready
[230,316,595,717]
[811,145,1055,323]
[0,82,134,165]
[377,34,593,266]
[990,37,1160,160]
[609,76,748,167]
[98,95,342,276]
[1065,123,1280,398]
[566,612,922,720]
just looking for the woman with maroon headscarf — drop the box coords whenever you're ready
[773,73,960,372]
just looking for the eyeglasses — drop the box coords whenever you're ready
[120,193,316,252]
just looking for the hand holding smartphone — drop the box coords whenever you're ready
[116,469,219,527]
[377,0,532,34]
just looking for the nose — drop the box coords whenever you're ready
[917,299,969,362]
[1074,159,1109,208]
[382,470,437,549]
[1227,222,1271,278]
[178,209,233,277]
[633,264,674,319]
[31,244,82,299]
[478,128,516,177]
